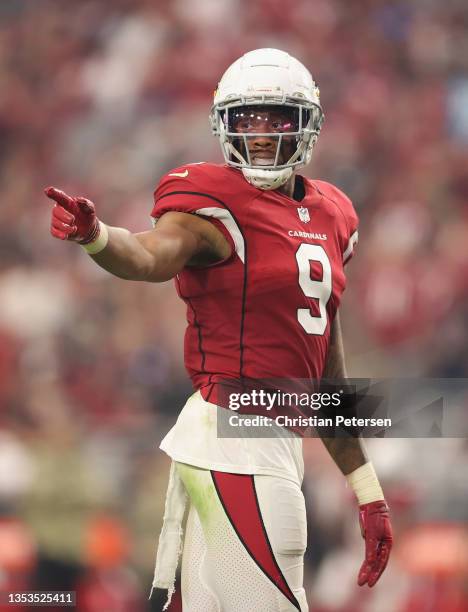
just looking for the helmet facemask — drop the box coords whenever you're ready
[211,98,324,190]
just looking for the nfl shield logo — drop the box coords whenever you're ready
[297,206,310,223]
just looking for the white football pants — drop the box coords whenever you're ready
[177,462,308,611]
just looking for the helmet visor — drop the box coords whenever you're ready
[227,105,301,134]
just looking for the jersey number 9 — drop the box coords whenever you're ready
[295,243,332,336]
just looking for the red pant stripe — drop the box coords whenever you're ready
[211,471,300,610]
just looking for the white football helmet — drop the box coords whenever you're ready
[210,48,324,190]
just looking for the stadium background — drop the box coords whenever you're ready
[0,0,467,610]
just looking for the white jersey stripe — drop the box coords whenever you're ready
[195,206,245,264]
[343,229,359,263]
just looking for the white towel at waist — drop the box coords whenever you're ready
[150,461,187,610]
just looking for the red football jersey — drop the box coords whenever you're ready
[151,163,358,404]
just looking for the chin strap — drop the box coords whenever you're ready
[241,167,293,190]
[223,133,305,190]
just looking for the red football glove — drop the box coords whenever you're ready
[45,187,99,244]
[358,500,393,587]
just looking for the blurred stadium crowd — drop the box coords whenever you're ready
[0,0,467,610]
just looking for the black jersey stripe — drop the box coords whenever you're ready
[175,274,206,373]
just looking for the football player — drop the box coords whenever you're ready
[45,49,392,611]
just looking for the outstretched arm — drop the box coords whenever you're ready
[45,187,231,282]
[319,312,393,588]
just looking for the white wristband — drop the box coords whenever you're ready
[346,461,384,505]
[80,222,109,255]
